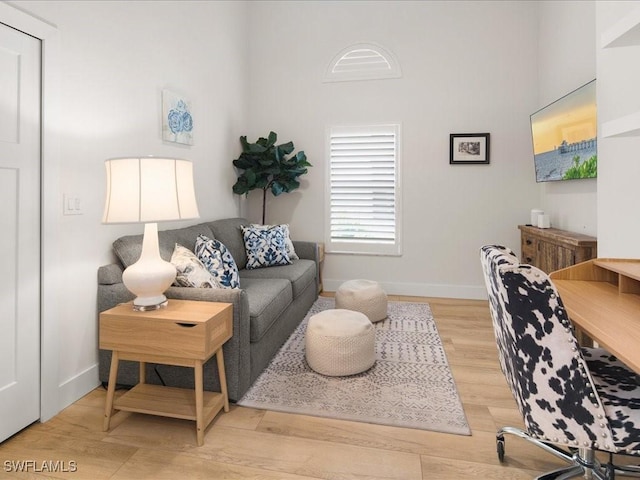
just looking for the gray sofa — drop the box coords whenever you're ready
[97,217,319,401]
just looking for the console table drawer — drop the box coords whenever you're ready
[518,225,597,273]
[521,233,537,264]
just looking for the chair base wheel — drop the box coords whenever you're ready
[495,426,640,480]
[496,436,505,463]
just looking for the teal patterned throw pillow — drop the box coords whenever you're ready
[194,235,240,289]
[240,224,291,269]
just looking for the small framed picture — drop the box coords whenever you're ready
[162,90,194,145]
[450,133,490,164]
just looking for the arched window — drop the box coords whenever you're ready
[323,43,401,83]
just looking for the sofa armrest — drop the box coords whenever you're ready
[293,240,319,262]
[98,263,124,285]
[97,264,133,313]
[293,241,320,291]
[166,286,251,399]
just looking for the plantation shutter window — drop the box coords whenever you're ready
[326,125,401,256]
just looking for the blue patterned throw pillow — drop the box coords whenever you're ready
[240,224,291,269]
[250,223,299,260]
[194,235,240,289]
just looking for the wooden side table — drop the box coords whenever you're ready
[99,299,232,446]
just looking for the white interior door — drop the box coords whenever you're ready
[0,23,42,442]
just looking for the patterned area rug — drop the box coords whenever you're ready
[238,297,471,435]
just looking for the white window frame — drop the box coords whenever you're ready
[325,124,402,256]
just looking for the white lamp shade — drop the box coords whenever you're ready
[102,156,200,310]
[102,157,200,224]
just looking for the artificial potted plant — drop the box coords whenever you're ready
[232,131,311,224]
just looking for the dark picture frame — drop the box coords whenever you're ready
[450,133,490,164]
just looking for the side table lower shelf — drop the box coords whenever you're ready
[115,383,226,424]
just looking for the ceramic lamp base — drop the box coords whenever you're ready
[122,223,176,311]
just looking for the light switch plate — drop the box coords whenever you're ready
[63,194,83,215]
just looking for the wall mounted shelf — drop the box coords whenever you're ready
[602,111,640,138]
[601,6,640,48]
[600,7,640,138]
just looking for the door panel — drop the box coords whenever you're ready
[0,44,19,143]
[0,23,41,442]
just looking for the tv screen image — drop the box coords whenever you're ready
[530,79,597,183]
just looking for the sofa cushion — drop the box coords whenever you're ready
[207,218,250,270]
[171,243,218,288]
[239,278,293,343]
[240,259,316,299]
[241,224,291,269]
[113,223,215,268]
[194,235,240,289]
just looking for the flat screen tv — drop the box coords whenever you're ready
[530,79,597,182]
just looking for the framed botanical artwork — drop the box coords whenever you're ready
[162,90,194,145]
[450,133,490,164]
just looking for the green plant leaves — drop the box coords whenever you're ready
[562,154,597,180]
[231,131,313,216]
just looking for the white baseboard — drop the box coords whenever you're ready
[54,363,100,418]
[322,279,488,300]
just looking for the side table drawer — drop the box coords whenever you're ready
[100,303,232,359]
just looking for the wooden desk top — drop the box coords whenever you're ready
[551,259,640,372]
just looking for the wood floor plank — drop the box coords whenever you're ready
[36,403,129,442]
[257,409,466,455]
[461,403,500,433]
[254,410,563,473]
[449,364,507,387]
[106,418,423,480]
[0,296,591,479]
[212,404,265,430]
[0,428,137,479]
[420,455,543,480]
[111,448,322,480]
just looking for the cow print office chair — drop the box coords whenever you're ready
[480,245,640,479]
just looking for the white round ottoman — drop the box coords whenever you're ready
[305,309,376,376]
[335,279,388,322]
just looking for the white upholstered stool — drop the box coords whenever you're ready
[335,279,388,322]
[305,309,376,376]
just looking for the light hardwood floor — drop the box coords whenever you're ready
[0,295,623,479]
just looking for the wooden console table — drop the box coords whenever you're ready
[519,225,597,273]
[100,299,233,446]
[550,259,640,372]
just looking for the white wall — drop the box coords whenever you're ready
[596,1,640,257]
[246,1,540,298]
[537,1,597,236]
[3,0,248,417]
[4,0,617,419]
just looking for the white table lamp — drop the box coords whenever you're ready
[102,157,200,310]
